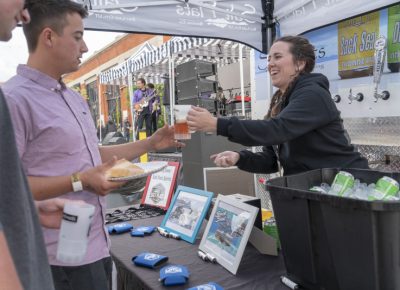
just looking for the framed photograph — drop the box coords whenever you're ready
[141,162,180,210]
[199,194,259,275]
[161,185,214,244]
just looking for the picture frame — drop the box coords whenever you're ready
[199,194,259,275]
[141,162,180,210]
[161,185,214,244]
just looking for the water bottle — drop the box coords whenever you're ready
[56,202,95,264]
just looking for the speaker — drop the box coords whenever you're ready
[178,97,216,113]
[176,60,217,83]
[176,78,217,101]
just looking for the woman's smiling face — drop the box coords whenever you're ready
[268,41,303,92]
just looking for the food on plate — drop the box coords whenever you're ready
[107,159,145,178]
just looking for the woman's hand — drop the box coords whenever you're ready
[210,151,240,167]
[187,106,217,133]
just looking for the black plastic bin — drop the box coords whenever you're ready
[266,168,400,290]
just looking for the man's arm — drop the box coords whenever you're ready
[0,232,23,290]
[99,125,183,162]
[28,158,125,200]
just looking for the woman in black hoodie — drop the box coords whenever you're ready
[187,36,368,175]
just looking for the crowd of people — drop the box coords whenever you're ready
[0,0,370,289]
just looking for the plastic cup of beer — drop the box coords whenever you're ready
[174,105,192,140]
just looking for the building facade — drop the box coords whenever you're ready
[64,33,170,131]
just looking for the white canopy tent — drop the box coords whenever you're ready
[78,0,397,53]
[87,0,398,140]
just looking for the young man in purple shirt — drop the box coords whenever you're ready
[3,0,182,289]
[0,1,77,289]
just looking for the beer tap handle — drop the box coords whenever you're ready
[373,36,389,102]
[348,89,353,104]
[374,90,390,102]
[348,89,364,104]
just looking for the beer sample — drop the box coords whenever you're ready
[173,105,192,140]
[388,5,400,73]
[338,11,380,79]
[174,120,191,140]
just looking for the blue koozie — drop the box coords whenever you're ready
[107,223,133,234]
[132,252,168,269]
[160,265,189,286]
[131,226,156,237]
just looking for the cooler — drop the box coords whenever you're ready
[266,168,400,290]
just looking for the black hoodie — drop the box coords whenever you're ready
[217,73,369,175]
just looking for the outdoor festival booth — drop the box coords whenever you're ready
[79,1,400,289]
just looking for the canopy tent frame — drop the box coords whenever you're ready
[99,36,253,135]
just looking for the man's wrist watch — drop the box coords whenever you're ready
[71,172,83,192]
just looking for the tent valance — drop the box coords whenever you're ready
[99,37,251,84]
[100,37,210,83]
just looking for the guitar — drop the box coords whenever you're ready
[134,90,158,113]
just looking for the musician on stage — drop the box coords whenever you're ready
[147,83,161,135]
[133,78,152,139]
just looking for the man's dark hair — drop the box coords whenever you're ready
[23,0,88,52]
[137,78,146,86]
[147,83,155,89]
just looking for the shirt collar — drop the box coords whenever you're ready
[17,64,67,92]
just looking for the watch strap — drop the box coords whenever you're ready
[71,172,83,192]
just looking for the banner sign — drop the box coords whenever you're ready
[275,0,398,37]
[75,0,267,52]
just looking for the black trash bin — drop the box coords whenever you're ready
[266,168,400,290]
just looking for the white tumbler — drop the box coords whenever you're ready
[56,202,95,264]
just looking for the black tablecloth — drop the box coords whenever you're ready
[110,215,287,290]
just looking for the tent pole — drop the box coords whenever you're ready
[97,78,102,144]
[169,55,174,126]
[128,74,135,141]
[266,0,274,51]
[239,44,245,117]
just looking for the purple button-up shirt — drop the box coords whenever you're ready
[3,65,110,266]
[133,88,159,112]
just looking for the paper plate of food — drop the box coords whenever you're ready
[107,159,168,181]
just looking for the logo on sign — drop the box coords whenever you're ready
[175,2,257,29]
